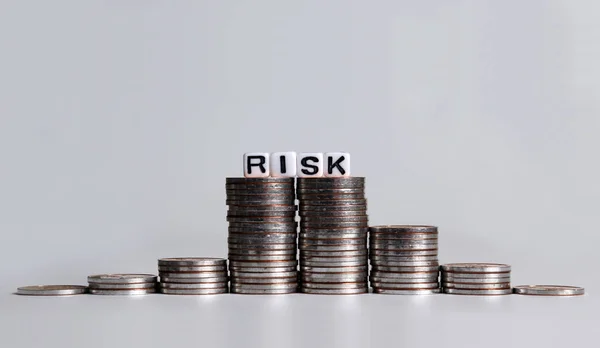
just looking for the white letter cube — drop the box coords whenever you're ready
[297,153,324,177]
[270,152,297,177]
[324,152,351,177]
[243,152,270,178]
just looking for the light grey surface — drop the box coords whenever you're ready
[0,0,598,347]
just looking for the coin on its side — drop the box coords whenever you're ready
[513,285,585,296]
[16,285,88,296]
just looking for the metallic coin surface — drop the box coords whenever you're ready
[370,234,438,240]
[228,254,296,261]
[230,271,297,278]
[370,277,438,284]
[371,265,440,272]
[512,285,585,296]
[226,183,293,190]
[300,232,367,240]
[300,287,367,294]
[229,260,297,268]
[227,217,295,223]
[301,250,368,257]
[443,288,512,295]
[228,236,297,244]
[369,225,438,233]
[228,211,296,218]
[373,288,441,295]
[159,282,228,289]
[159,272,227,279]
[301,274,367,282]
[371,282,439,289]
[301,282,368,289]
[228,249,296,256]
[370,255,439,262]
[300,216,369,223]
[370,250,438,257]
[299,205,368,212]
[228,243,296,250]
[226,177,295,184]
[299,244,367,251]
[442,282,511,290]
[89,289,156,295]
[300,265,368,273]
[441,263,511,273]
[230,288,297,294]
[232,277,297,284]
[16,285,88,296]
[297,188,365,194]
[370,271,439,279]
[89,282,156,290]
[158,265,227,272]
[301,260,367,267]
[158,258,226,266]
[301,221,369,228]
[299,199,368,207]
[88,274,157,284]
[370,260,439,267]
[161,288,228,295]
[441,272,510,279]
[300,238,366,246]
[230,283,297,290]
[160,276,228,283]
[300,255,367,262]
[228,266,297,272]
[228,205,297,212]
[441,275,511,283]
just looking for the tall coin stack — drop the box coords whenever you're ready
[87,274,158,295]
[297,177,369,294]
[226,178,298,294]
[441,263,512,295]
[369,225,440,295]
[158,258,229,295]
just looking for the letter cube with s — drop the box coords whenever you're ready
[297,153,324,177]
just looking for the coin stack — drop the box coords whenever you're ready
[297,177,369,294]
[87,274,158,295]
[226,178,298,294]
[441,263,512,295]
[369,225,440,295]
[158,257,229,295]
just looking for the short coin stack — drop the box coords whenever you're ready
[369,225,440,294]
[88,274,158,295]
[441,263,512,295]
[226,178,298,294]
[297,177,369,294]
[158,257,229,295]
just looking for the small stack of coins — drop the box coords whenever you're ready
[158,258,229,295]
[369,225,440,295]
[441,263,512,295]
[87,274,158,295]
[297,177,369,295]
[226,178,298,294]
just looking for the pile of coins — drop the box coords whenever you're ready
[297,177,369,294]
[226,178,298,294]
[369,225,440,295]
[441,263,512,295]
[87,274,158,295]
[158,258,228,295]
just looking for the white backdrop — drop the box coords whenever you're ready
[1,1,598,347]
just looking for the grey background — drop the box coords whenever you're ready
[1,0,598,347]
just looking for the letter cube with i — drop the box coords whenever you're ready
[297,153,324,177]
[270,152,297,177]
[324,152,351,177]
[243,153,270,178]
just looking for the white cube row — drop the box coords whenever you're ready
[243,152,351,178]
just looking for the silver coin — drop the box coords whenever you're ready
[87,274,157,284]
[300,221,369,229]
[299,211,367,218]
[228,205,297,212]
[230,271,297,278]
[513,285,585,296]
[370,277,438,284]
[228,236,297,244]
[373,288,441,295]
[441,275,511,283]
[159,272,227,279]
[228,254,296,261]
[299,199,368,207]
[228,249,296,256]
[301,274,367,282]
[370,260,439,267]
[227,216,295,223]
[370,244,438,251]
[370,250,438,257]
[370,233,438,240]
[299,232,367,239]
[230,288,297,294]
[226,195,296,202]
[443,282,511,290]
[226,183,294,190]
[158,265,227,272]
[230,283,297,290]
[226,199,295,205]
[228,243,296,250]
[229,260,297,268]
[370,255,439,262]
[371,265,440,272]
[299,238,366,246]
[160,276,228,283]
[370,238,438,246]
[232,277,298,284]
[443,288,512,295]
[371,282,439,289]
[299,205,368,212]
[301,282,368,289]
[226,177,295,184]
[89,289,156,295]
[301,250,368,257]
[159,282,228,289]
[301,227,368,234]
[301,266,368,273]
[226,188,294,195]
[370,271,439,279]
[161,288,228,295]
[228,211,296,218]
[298,194,366,201]
[229,266,297,272]
[441,263,511,273]
[16,285,88,296]
[300,216,369,223]
[440,272,510,279]
[299,244,367,251]
[89,282,156,290]
[300,255,367,262]
[297,177,365,183]
[297,187,365,193]
[228,228,297,235]
[301,260,367,267]
[300,287,367,294]
[369,225,438,233]
[228,222,297,230]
